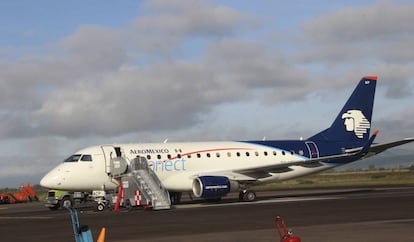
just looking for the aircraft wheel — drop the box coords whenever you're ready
[61,197,74,208]
[243,191,256,202]
[97,203,105,211]
[125,199,133,211]
[239,190,256,202]
[169,192,182,204]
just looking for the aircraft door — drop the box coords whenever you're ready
[100,145,118,174]
[305,142,319,159]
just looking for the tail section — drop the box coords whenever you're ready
[309,76,377,145]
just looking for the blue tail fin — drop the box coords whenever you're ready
[309,76,377,145]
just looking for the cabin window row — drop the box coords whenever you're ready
[145,150,304,160]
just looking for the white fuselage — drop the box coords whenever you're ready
[40,141,332,192]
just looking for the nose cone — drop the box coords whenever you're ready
[40,166,65,189]
[39,173,54,188]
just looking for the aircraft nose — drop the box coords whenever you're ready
[40,167,65,189]
[39,174,53,188]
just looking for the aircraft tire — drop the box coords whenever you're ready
[61,197,74,208]
[125,199,132,211]
[239,190,256,202]
[97,203,105,211]
[169,192,182,204]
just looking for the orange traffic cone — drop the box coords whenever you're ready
[97,227,106,242]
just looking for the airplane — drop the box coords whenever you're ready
[40,75,414,203]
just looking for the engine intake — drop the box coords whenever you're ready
[192,176,231,198]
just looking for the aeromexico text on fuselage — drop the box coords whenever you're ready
[130,148,170,155]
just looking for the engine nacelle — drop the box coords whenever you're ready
[192,176,232,198]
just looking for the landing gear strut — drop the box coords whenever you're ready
[169,192,182,205]
[239,190,256,202]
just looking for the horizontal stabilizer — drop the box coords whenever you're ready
[369,137,414,155]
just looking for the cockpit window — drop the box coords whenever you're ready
[64,154,82,162]
[81,155,92,162]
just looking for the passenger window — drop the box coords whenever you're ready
[255,151,259,156]
[206,153,211,158]
[290,151,294,155]
[236,152,240,157]
[264,151,268,156]
[188,154,192,159]
[80,155,92,162]
[282,151,286,155]
[177,154,182,159]
[147,155,151,160]
[273,151,277,156]
[216,153,220,158]
[197,153,201,158]
[246,152,250,157]
[64,154,81,162]
[157,154,161,160]
[227,152,231,157]
[167,154,172,159]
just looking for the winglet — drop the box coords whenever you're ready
[360,130,379,155]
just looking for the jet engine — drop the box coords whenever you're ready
[192,176,237,198]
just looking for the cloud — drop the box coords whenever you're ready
[31,37,313,137]
[299,2,414,63]
[138,0,247,36]
[0,0,256,139]
[296,1,414,99]
[1,0,413,141]
[303,2,414,44]
[1,0,307,139]
[375,106,414,141]
[128,0,256,58]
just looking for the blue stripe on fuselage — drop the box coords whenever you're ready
[240,140,311,159]
[242,140,364,163]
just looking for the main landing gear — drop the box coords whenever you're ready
[169,192,182,205]
[239,190,256,202]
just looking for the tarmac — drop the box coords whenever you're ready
[1,186,413,242]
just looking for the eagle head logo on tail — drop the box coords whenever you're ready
[341,110,370,138]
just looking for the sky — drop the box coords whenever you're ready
[1,0,414,188]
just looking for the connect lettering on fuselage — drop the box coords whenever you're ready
[129,148,186,172]
[147,158,186,172]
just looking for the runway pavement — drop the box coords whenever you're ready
[1,186,413,242]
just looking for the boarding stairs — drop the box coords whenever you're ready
[109,156,171,210]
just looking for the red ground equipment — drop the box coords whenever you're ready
[275,216,301,242]
[0,183,38,204]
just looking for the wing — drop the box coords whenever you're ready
[194,152,360,183]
